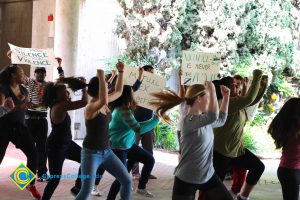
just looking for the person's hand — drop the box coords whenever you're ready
[97,69,104,75]
[55,57,62,67]
[220,85,230,97]
[4,97,15,109]
[116,61,124,72]
[204,81,215,92]
[178,68,182,77]
[138,67,144,77]
[7,50,12,60]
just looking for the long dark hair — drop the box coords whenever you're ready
[42,77,87,108]
[149,84,206,122]
[0,64,19,84]
[110,85,136,111]
[268,98,300,149]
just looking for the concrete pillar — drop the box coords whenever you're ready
[54,0,80,137]
[54,0,80,78]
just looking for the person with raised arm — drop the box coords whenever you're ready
[75,63,131,200]
[149,81,232,200]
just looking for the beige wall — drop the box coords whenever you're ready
[31,0,56,81]
[0,1,33,75]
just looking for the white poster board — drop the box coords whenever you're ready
[123,66,166,110]
[181,51,221,85]
[8,43,57,67]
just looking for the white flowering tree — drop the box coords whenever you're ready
[114,0,300,78]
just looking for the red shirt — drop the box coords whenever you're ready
[280,135,300,169]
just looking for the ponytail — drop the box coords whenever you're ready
[150,84,206,123]
[57,77,87,92]
[149,89,185,123]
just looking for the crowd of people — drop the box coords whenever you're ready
[0,51,299,200]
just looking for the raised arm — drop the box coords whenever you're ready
[132,67,143,92]
[60,78,88,111]
[212,85,230,128]
[248,75,268,107]
[85,70,108,119]
[178,68,185,98]
[228,69,263,114]
[206,81,219,114]
[55,57,65,78]
[120,107,159,134]
[108,62,124,102]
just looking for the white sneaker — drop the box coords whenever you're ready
[136,188,155,198]
[91,186,102,196]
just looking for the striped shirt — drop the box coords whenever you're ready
[25,67,64,114]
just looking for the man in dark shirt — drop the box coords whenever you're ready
[132,65,157,180]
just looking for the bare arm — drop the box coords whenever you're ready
[178,69,185,98]
[108,62,124,102]
[206,81,219,114]
[212,85,230,128]
[85,70,107,119]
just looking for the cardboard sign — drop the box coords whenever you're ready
[181,51,221,85]
[9,43,57,67]
[123,66,166,110]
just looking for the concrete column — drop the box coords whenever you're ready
[54,0,80,78]
[54,0,80,137]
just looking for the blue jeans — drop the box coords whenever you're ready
[107,144,155,200]
[75,148,131,200]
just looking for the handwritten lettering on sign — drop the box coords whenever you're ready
[9,43,57,67]
[123,66,166,110]
[181,51,221,85]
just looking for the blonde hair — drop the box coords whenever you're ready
[149,84,205,122]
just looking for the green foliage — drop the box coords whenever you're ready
[154,121,178,150]
[243,131,259,153]
[115,0,300,78]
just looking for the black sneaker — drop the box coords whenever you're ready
[70,186,81,196]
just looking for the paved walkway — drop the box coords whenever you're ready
[0,142,288,200]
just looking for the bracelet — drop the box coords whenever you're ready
[118,71,124,73]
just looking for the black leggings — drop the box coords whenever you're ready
[42,141,82,200]
[213,149,265,185]
[0,122,38,185]
[277,167,300,200]
[172,174,233,200]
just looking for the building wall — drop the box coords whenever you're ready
[31,0,56,81]
[0,1,33,75]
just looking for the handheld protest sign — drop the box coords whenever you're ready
[123,66,166,110]
[8,43,57,67]
[181,51,221,85]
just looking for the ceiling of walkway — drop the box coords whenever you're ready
[0,0,38,3]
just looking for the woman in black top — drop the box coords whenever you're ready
[41,76,88,200]
[0,64,41,199]
[75,64,131,200]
